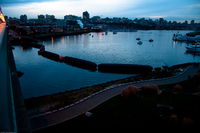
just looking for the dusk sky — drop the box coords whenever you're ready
[1,0,200,22]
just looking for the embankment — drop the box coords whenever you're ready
[35,30,92,39]
[98,63,153,74]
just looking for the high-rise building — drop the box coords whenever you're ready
[20,14,27,25]
[46,14,55,21]
[83,11,89,23]
[191,20,195,25]
[38,14,45,20]
[46,14,55,24]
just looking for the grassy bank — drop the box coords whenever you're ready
[25,62,198,117]
[35,73,200,132]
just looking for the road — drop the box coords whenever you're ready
[30,64,200,131]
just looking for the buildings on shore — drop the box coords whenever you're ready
[4,11,200,36]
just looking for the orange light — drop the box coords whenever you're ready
[0,14,5,23]
[74,36,76,44]
[67,36,69,44]
[62,36,64,45]
[21,46,23,51]
[0,6,6,23]
[51,37,54,47]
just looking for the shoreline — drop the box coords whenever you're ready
[24,62,199,117]
[29,62,200,131]
[34,29,101,39]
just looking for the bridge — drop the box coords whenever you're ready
[1,10,200,131]
[0,21,31,132]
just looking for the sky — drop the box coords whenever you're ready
[1,0,200,22]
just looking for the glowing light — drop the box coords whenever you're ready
[0,6,6,23]
[74,35,76,44]
[62,36,64,45]
[51,37,54,47]
[67,36,69,44]
[21,46,23,51]
[98,32,102,43]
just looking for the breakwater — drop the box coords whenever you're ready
[39,51,60,61]
[38,46,153,73]
[64,56,97,71]
[17,41,153,74]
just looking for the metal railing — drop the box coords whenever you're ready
[0,23,31,133]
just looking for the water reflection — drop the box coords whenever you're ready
[13,30,200,98]
[67,36,69,44]
[62,36,64,45]
[74,35,76,44]
[185,51,200,57]
[82,34,88,46]
[51,37,54,47]
[21,46,23,51]
[98,32,102,43]
[20,46,32,52]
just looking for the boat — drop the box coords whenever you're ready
[172,33,187,41]
[137,41,142,44]
[136,37,140,40]
[187,35,200,42]
[113,31,117,34]
[185,43,200,52]
[149,39,153,42]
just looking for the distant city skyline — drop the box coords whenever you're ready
[1,0,200,22]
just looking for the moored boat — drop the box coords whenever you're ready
[185,43,200,52]
[173,33,187,41]
[149,39,153,42]
[136,37,140,40]
[113,31,117,34]
[137,41,142,44]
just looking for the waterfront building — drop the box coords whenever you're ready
[38,14,45,19]
[46,14,55,24]
[64,15,79,20]
[91,16,101,23]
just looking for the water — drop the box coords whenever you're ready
[13,30,200,98]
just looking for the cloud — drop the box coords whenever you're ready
[0,0,56,6]
[1,0,200,22]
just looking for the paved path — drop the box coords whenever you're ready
[30,65,200,131]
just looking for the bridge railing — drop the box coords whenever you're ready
[0,23,31,133]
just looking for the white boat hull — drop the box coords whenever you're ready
[186,46,200,52]
[186,43,200,52]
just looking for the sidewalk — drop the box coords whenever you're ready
[30,65,200,131]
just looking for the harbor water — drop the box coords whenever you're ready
[13,30,200,98]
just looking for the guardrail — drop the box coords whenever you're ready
[0,23,31,133]
[0,23,16,132]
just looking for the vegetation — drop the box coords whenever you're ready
[35,69,200,132]
[25,62,198,117]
